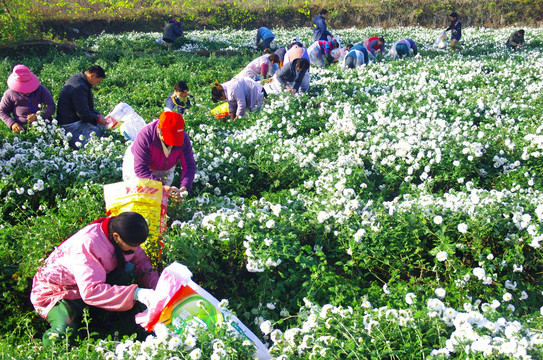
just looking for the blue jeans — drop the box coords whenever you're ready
[61,120,102,149]
[262,37,274,50]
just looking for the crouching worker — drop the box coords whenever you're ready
[268,58,310,94]
[386,38,418,59]
[344,44,369,69]
[30,212,159,347]
[122,111,196,201]
[506,29,525,51]
[211,78,266,121]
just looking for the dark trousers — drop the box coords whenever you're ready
[42,263,143,346]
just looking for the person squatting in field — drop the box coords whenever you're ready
[234,53,280,81]
[30,212,159,346]
[165,81,194,115]
[363,36,386,60]
[56,65,107,149]
[211,78,267,121]
[308,39,340,68]
[343,44,370,69]
[0,64,55,133]
[386,38,418,59]
[268,58,310,94]
[506,29,525,51]
[331,44,353,63]
[162,18,184,47]
[122,111,196,201]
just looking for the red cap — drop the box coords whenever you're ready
[158,111,185,146]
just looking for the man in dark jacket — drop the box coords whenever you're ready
[57,65,106,148]
[313,9,332,42]
[506,30,525,50]
[162,18,183,47]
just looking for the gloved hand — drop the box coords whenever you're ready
[134,288,155,308]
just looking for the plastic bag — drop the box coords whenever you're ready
[106,102,147,140]
[136,262,271,360]
[210,102,229,119]
[434,31,448,49]
[104,178,167,265]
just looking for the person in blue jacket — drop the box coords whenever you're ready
[162,18,184,47]
[165,81,194,115]
[256,27,275,50]
[445,12,462,51]
[313,9,332,42]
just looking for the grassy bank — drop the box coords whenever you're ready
[1,0,543,44]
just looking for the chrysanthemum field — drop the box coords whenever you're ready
[1,27,543,359]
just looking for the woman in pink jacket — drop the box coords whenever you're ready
[30,212,159,346]
[235,54,280,81]
[211,78,266,121]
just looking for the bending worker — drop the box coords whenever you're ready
[122,111,196,200]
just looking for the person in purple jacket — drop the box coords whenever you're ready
[211,78,266,121]
[0,64,55,133]
[122,111,196,200]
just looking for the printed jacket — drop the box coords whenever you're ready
[0,85,55,129]
[131,119,196,190]
[318,40,335,55]
[30,218,159,318]
[165,92,194,114]
[446,19,462,39]
[275,58,308,92]
[256,27,274,43]
[313,15,331,42]
[57,72,99,126]
[364,37,385,55]
[222,78,263,118]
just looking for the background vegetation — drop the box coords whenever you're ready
[1,0,543,44]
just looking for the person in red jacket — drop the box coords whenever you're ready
[363,36,386,60]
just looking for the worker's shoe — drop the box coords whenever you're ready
[42,299,84,347]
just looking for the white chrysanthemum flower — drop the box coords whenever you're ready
[405,292,416,305]
[502,292,513,302]
[260,320,273,335]
[457,223,468,233]
[435,288,446,299]
[189,348,202,360]
[217,299,229,309]
[383,284,391,295]
[473,267,486,280]
[433,215,443,225]
[436,251,448,262]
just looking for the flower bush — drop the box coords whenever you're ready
[0,26,543,359]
